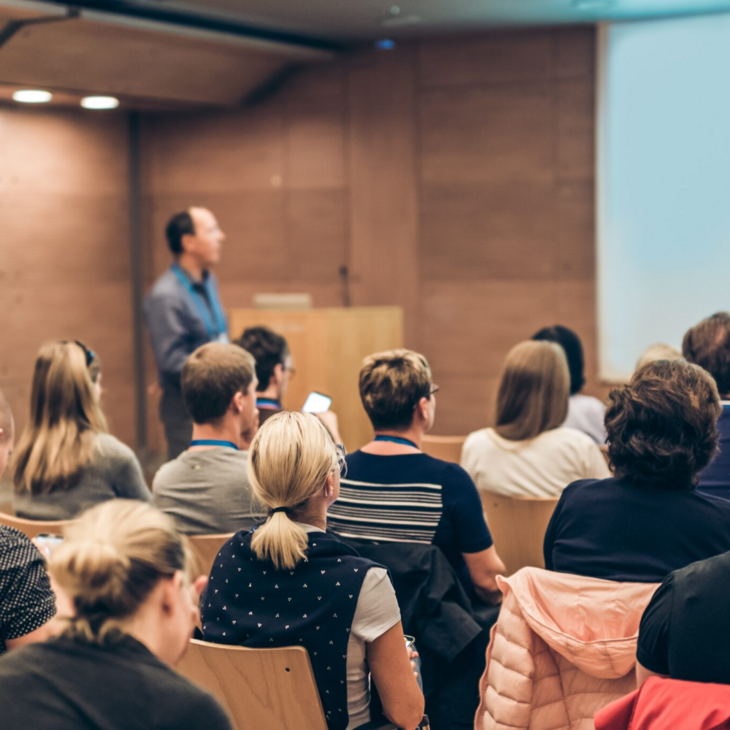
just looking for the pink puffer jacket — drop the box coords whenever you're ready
[475,568,659,730]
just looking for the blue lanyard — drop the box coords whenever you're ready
[171,264,227,341]
[374,435,419,449]
[257,398,281,409]
[190,439,239,450]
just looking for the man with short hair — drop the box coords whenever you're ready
[683,312,730,498]
[152,343,265,535]
[327,349,506,606]
[0,390,57,653]
[145,208,228,459]
[236,326,342,440]
[235,326,292,426]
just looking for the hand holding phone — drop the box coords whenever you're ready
[302,391,332,414]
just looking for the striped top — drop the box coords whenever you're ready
[328,451,493,587]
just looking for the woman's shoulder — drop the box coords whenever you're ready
[463,428,496,453]
[540,426,601,452]
[154,666,232,729]
[94,433,139,465]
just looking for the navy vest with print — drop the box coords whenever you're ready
[201,529,378,730]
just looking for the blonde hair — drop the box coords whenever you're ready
[636,343,683,372]
[247,411,341,570]
[12,341,108,495]
[359,349,432,431]
[50,500,191,643]
[495,340,570,441]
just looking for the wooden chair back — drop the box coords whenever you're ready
[188,533,234,577]
[177,639,327,730]
[480,492,559,576]
[0,512,73,539]
[421,435,466,464]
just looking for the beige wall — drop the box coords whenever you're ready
[140,26,601,440]
[0,107,135,453]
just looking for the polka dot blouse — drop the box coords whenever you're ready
[0,526,56,654]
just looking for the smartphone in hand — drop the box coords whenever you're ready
[302,391,332,414]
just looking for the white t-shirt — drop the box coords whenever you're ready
[461,426,611,498]
[564,394,607,445]
[300,525,401,729]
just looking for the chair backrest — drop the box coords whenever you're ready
[0,511,73,539]
[480,492,558,576]
[421,435,466,464]
[177,639,327,730]
[188,533,234,577]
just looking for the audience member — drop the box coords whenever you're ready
[635,342,682,371]
[12,341,151,520]
[153,342,266,535]
[145,208,228,460]
[682,312,730,498]
[328,350,505,605]
[533,325,606,443]
[202,412,424,730]
[0,501,232,729]
[636,550,730,686]
[235,326,293,425]
[0,391,58,654]
[236,325,343,441]
[462,341,610,499]
[544,359,730,582]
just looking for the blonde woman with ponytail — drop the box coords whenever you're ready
[0,500,232,730]
[12,341,151,520]
[202,412,424,730]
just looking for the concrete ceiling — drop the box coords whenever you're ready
[59,0,730,42]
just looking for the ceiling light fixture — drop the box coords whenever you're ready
[80,96,120,110]
[12,90,53,103]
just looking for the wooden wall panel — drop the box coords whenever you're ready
[140,26,600,445]
[0,108,135,458]
[347,47,420,344]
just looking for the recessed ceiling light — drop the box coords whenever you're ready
[81,96,119,110]
[12,90,52,104]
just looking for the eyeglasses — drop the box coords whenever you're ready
[335,443,347,478]
[429,385,440,396]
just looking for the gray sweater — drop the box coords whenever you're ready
[13,434,151,521]
[153,448,265,535]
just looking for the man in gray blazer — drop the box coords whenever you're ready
[145,207,228,459]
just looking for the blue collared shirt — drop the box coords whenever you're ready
[144,266,228,391]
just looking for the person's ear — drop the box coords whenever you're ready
[180,231,197,255]
[324,472,335,498]
[232,390,246,414]
[416,397,430,423]
[272,363,284,385]
[160,573,185,616]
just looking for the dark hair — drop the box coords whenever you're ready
[181,343,256,424]
[359,350,432,431]
[605,359,721,489]
[532,325,585,395]
[165,210,195,255]
[682,312,730,396]
[235,326,289,391]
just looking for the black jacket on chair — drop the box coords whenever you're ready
[339,539,496,730]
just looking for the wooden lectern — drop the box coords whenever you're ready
[229,307,403,451]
